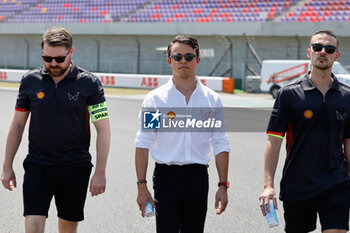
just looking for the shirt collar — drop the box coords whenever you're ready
[40,62,78,79]
[301,72,341,92]
[167,76,203,95]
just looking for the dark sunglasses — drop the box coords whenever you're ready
[311,43,337,54]
[169,53,196,62]
[42,50,70,63]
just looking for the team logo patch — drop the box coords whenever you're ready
[68,92,80,101]
[304,109,313,119]
[36,91,45,99]
[143,110,161,129]
[336,111,346,120]
[167,111,176,120]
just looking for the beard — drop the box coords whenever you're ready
[45,62,70,77]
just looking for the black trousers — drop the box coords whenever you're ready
[153,163,209,233]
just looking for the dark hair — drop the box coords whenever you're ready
[311,30,339,48]
[41,27,73,50]
[167,35,200,58]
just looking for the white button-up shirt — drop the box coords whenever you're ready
[135,78,231,165]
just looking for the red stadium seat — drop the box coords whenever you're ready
[220,12,230,17]
[267,12,274,19]
[209,11,216,17]
[197,17,211,22]
[193,9,203,14]
[175,13,185,18]
[152,13,161,19]
[297,16,305,22]
[63,3,71,8]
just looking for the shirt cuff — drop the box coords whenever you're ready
[266,131,285,139]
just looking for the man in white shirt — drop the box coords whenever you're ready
[135,35,231,233]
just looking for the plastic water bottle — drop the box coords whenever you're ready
[144,202,155,217]
[264,199,278,227]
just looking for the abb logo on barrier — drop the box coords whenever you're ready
[0,72,7,80]
[100,76,115,85]
[141,77,158,88]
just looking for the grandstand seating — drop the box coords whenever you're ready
[2,0,348,23]
[122,0,297,23]
[280,0,350,22]
[5,0,153,23]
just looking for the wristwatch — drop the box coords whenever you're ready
[137,179,147,185]
[218,181,230,189]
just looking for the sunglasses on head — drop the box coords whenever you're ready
[169,53,196,62]
[42,50,70,63]
[311,43,337,54]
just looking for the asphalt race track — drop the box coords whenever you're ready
[0,88,321,233]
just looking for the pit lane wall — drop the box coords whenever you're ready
[0,69,235,93]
